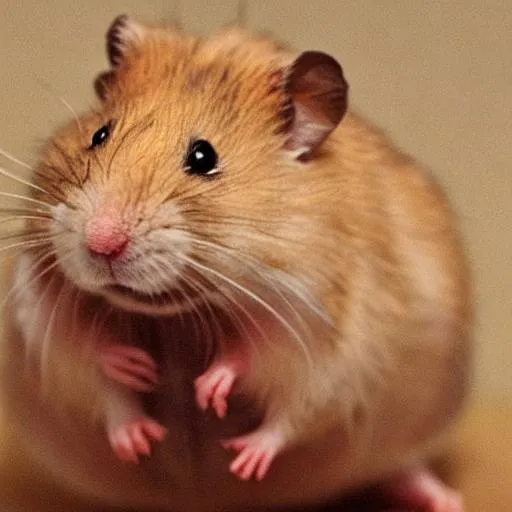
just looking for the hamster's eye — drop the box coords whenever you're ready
[184,139,219,177]
[89,123,111,149]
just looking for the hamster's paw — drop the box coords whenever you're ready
[108,417,167,463]
[99,344,159,392]
[194,359,239,418]
[221,428,285,481]
[381,464,464,512]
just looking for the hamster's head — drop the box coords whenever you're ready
[31,15,348,315]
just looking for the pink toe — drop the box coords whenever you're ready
[141,421,168,442]
[112,431,138,463]
[239,452,261,481]
[212,376,233,418]
[229,447,253,474]
[130,426,151,456]
[255,451,275,481]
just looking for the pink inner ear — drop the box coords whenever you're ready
[284,51,348,158]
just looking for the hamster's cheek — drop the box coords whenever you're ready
[49,206,192,300]
[48,202,109,291]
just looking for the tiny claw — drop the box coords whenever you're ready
[194,361,238,418]
[221,428,284,481]
[108,418,167,463]
[99,344,159,392]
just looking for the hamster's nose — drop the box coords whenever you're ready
[85,209,129,258]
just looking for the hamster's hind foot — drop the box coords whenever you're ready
[380,464,463,512]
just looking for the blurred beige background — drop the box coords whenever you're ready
[0,0,510,403]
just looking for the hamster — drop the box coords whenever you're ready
[0,14,473,512]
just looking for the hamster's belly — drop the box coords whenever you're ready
[1,369,457,512]
[1,373,361,511]
[0,333,397,512]
[0,309,469,511]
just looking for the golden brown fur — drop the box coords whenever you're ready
[0,16,472,511]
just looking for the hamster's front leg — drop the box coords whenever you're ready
[194,344,316,481]
[98,343,167,462]
[13,253,166,463]
[195,345,464,511]
[102,377,167,463]
[99,343,159,393]
[194,351,245,419]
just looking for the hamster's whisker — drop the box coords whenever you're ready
[0,228,54,240]
[206,277,268,351]
[21,268,57,369]
[181,255,312,366]
[193,276,226,366]
[70,285,84,350]
[0,148,32,169]
[0,165,53,199]
[218,288,267,360]
[0,246,40,283]
[0,236,63,300]
[0,191,53,210]
[142,258,197,330]
[175,277,215,362]
[0,243,58,289]
[0,206,53,218]
[35,78,84,135]
[58,97,84,134]
[0,216,53,228]
[0,245,58,317]
[188,237,332,333]
[177,270,223,364]
[0,239,55,254]
[40,279,68,393]
[180,264,262,362]
[82,301,113,367]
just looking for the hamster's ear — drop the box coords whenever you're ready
[283,51,348,160]
[105,14,146,67]
[94,15,146,101]
[94,71,115,101]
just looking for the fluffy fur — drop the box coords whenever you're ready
[0,15,472,511]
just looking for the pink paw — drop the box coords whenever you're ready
[382,465,464,512]
[108,417,167,463]
[99,344,159,392]
[221,429,285,481]
[194,360,238,418]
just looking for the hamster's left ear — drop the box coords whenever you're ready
[283,51,348,160]
[94,15,147,101]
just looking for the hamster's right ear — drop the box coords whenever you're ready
[105,14,146,66]
[282,51,348,160]
[94,15,147,101]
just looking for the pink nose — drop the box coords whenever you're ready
[85,209,129,258]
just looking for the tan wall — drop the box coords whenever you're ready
[0,0,510,396]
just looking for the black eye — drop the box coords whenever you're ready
[185,139,219,177]
[90,123,111,149]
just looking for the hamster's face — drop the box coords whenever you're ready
[31,17,347,315]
